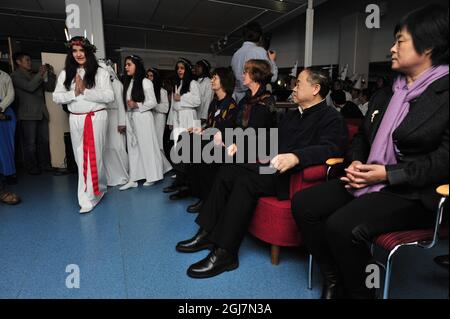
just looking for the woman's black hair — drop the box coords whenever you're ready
[147,67,162,104]
[175,58,194,95]
[196,60,211,80]
[211,67,235,96]
[64,36,99,90]
[394,4,449,65]
[123,55,146,106]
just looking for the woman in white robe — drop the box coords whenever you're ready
[194,60,214,124]
[147,68,172,173]
[119,55,164,190]
[99,61,129,186]
[166,58,201,146]
[53,37,114,213]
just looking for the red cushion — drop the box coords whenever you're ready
[374,227,449,252]
[249,197,302,247]
[249,167,328,248]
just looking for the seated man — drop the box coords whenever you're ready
[176,68,348,279]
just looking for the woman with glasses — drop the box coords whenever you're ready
[292,4,449,299]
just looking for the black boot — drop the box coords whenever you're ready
[176,228,214,253]
[434,255,449,269]
[318,262,341,299]
[187,247,239,279]
[187,199,203,213]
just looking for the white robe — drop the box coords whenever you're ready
[166,80,201,144]
[126,78,167,183]
[152,88,169,150]
[196,77,214,121]
[105,79,129,186]
[53,67,114,211]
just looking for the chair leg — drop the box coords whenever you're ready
[308,254,313,290]
[271,245,280,265]
[383,248,398,299]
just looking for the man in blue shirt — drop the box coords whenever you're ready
[231,22,278,103]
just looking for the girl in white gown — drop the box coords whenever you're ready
[53,37,114,213]
[99,60,129,186]
[147,68,172,173]
[119,55,164,190]
[194,60,214,124]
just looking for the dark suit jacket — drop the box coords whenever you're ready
[11,68,56,121]
[350,75,449,210]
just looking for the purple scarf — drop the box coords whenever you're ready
[352,65,449,197]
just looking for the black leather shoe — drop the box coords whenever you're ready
[434,255,449,269]
[187,200,203,213]
[176,229,214,253]
[318,262,342,299]
[169,188,191,200]
[187,247,239,279]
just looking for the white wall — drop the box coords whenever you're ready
[41,52,70,169]
[118,48,232,71]
[270,0,447,68]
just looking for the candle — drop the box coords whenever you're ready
[84,29,87,38]
[64,28,69,41]
[91,33,94,44]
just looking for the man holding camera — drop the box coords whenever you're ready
[11,52,56,175]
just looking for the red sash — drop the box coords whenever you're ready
[71,109,105,196]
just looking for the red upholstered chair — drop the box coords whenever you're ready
[248,122,361,265]
[248,164,328,265]
[307,184,449,298]
[373,184,448,299]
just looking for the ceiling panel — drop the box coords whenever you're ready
[102,0,121,19]
[1,0,315,58]
[183,2,259,35]
[0,0,43,11]
[38,0,66,13]
[151,0,201,26]
[115,0,160,23]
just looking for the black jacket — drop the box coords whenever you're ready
[275,100,348,200]
[350,75,449,210]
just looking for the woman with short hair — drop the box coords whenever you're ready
[292,4,449,299]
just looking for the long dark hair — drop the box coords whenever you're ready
[64,36,99,90]
[147,67,162,104]
[175,58,193,95]
[196,59,211,81]
[123,55,146,106]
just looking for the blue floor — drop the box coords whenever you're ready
[0,171,448,299]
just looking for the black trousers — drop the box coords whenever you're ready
[291,179,434,298]
[196,165,277,253]
[21,119,51,170]
[188,163,221,200]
